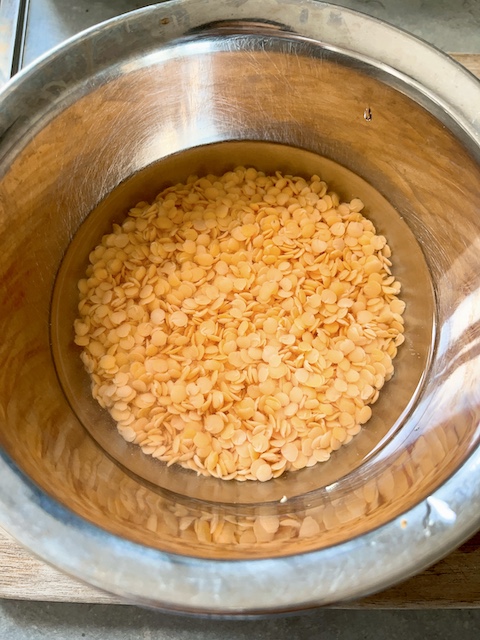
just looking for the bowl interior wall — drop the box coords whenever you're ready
[1,38,480,558]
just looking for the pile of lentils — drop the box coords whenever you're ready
[74,167,405,481]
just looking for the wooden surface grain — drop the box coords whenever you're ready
[0,527,122,604]
[0,526,479,607]
[0,53,479,608]
[451,53,480,77]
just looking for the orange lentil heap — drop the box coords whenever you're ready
[74,167,405,481]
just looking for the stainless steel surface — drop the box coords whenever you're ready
[0,0,28,84]
[15,0,480,74]
[3,1,480,91]
[22,0,160,67]
[0,0,480,615]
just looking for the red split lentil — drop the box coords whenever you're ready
[74,167,405,481]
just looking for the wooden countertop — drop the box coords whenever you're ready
[0,53,479,608]
[0,526,479,607]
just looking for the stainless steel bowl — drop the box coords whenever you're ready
[0,0,480,614]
